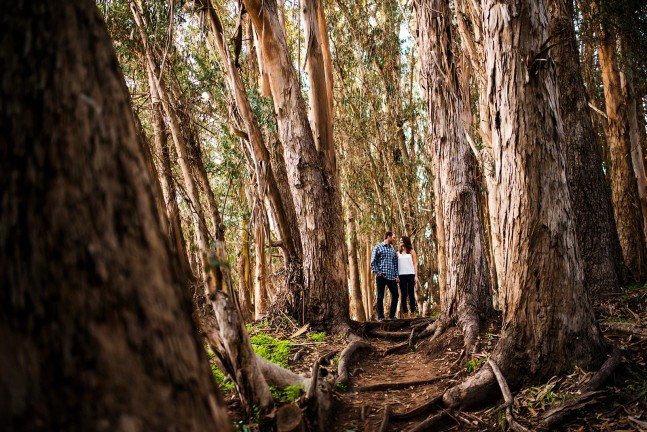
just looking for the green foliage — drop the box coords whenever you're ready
[496,410,507,431]
[269,384,304,402]
[309,332,326,342]
[465,357,486,375]
[234,421,252,432]
[626,381,647,401]
[250,333,292,367]
[336,382,349,392]
[211,364,235,393]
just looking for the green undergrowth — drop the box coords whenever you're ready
[309,331,326,342]
[465,356,486,374]
[206,347,235,393]
[250,333,292,367]
[269,384,305,402]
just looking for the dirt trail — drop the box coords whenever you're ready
[224,289,647,432]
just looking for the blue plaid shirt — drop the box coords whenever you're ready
[371,242,399,280]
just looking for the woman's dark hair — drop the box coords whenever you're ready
[400,236,413,253]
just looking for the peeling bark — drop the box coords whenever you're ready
[414,0,492,355]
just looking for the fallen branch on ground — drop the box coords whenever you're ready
[378,405,392,432]
[408,410,449,432]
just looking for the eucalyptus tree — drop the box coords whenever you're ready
[413,0,491,356]
[443,0,605,408]
[0,1,231,429]
[548,0,626,293]
[243,0,350,328]
[592,0,647,282]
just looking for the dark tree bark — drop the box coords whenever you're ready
[548,0,626,293]
[0,2,231,430]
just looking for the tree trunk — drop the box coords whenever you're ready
[131,2,212,252]
[363,238,375,320]
[620,39,647,246]
[238,186,254,321]
[414,0,492,354]
[347,209,366,321]
[597,21,647,282]
[199,0,301,258]
[303,0,337,182]
[243,0,349,328]
[145,62,194,282]
[0,1,231,429]
[255,214,269,320]
[548,0,625,293]
[444,0,605,409]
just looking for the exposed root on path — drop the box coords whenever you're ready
[409,410,449,432]
[336,340,373,386]
[353,375,452,392]
[390,394,444,420]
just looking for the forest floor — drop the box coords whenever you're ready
[219,285,647,431]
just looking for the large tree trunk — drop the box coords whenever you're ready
[597,20,647,282]
[0,1,231,429]
[548,0,625,294]
[414,0,492,355]
[444,0,605,409]
[243,0,349,328]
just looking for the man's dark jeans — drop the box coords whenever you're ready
[399,274,417,313]
[376,275,399,320]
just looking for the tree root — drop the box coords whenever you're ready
[336,340,373,386]
[488,359,530,432]
[378,405,392,432]
[367,328,412,340]
[408,410,449,432]
[390,394,443,420]
[383,329,417,355]
[354,375,452,392]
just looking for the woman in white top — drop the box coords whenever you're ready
[397,236,418,317]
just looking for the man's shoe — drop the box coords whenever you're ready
[377,318,384,322]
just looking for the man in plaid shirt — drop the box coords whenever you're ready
[371,231,400,321]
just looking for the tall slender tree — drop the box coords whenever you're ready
[595,1,647,282]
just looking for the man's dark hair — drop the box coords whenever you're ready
[384,231,393,239]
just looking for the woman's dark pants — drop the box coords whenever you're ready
[399,274,417,313]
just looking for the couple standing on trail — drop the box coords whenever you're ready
[370,231,419,321]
